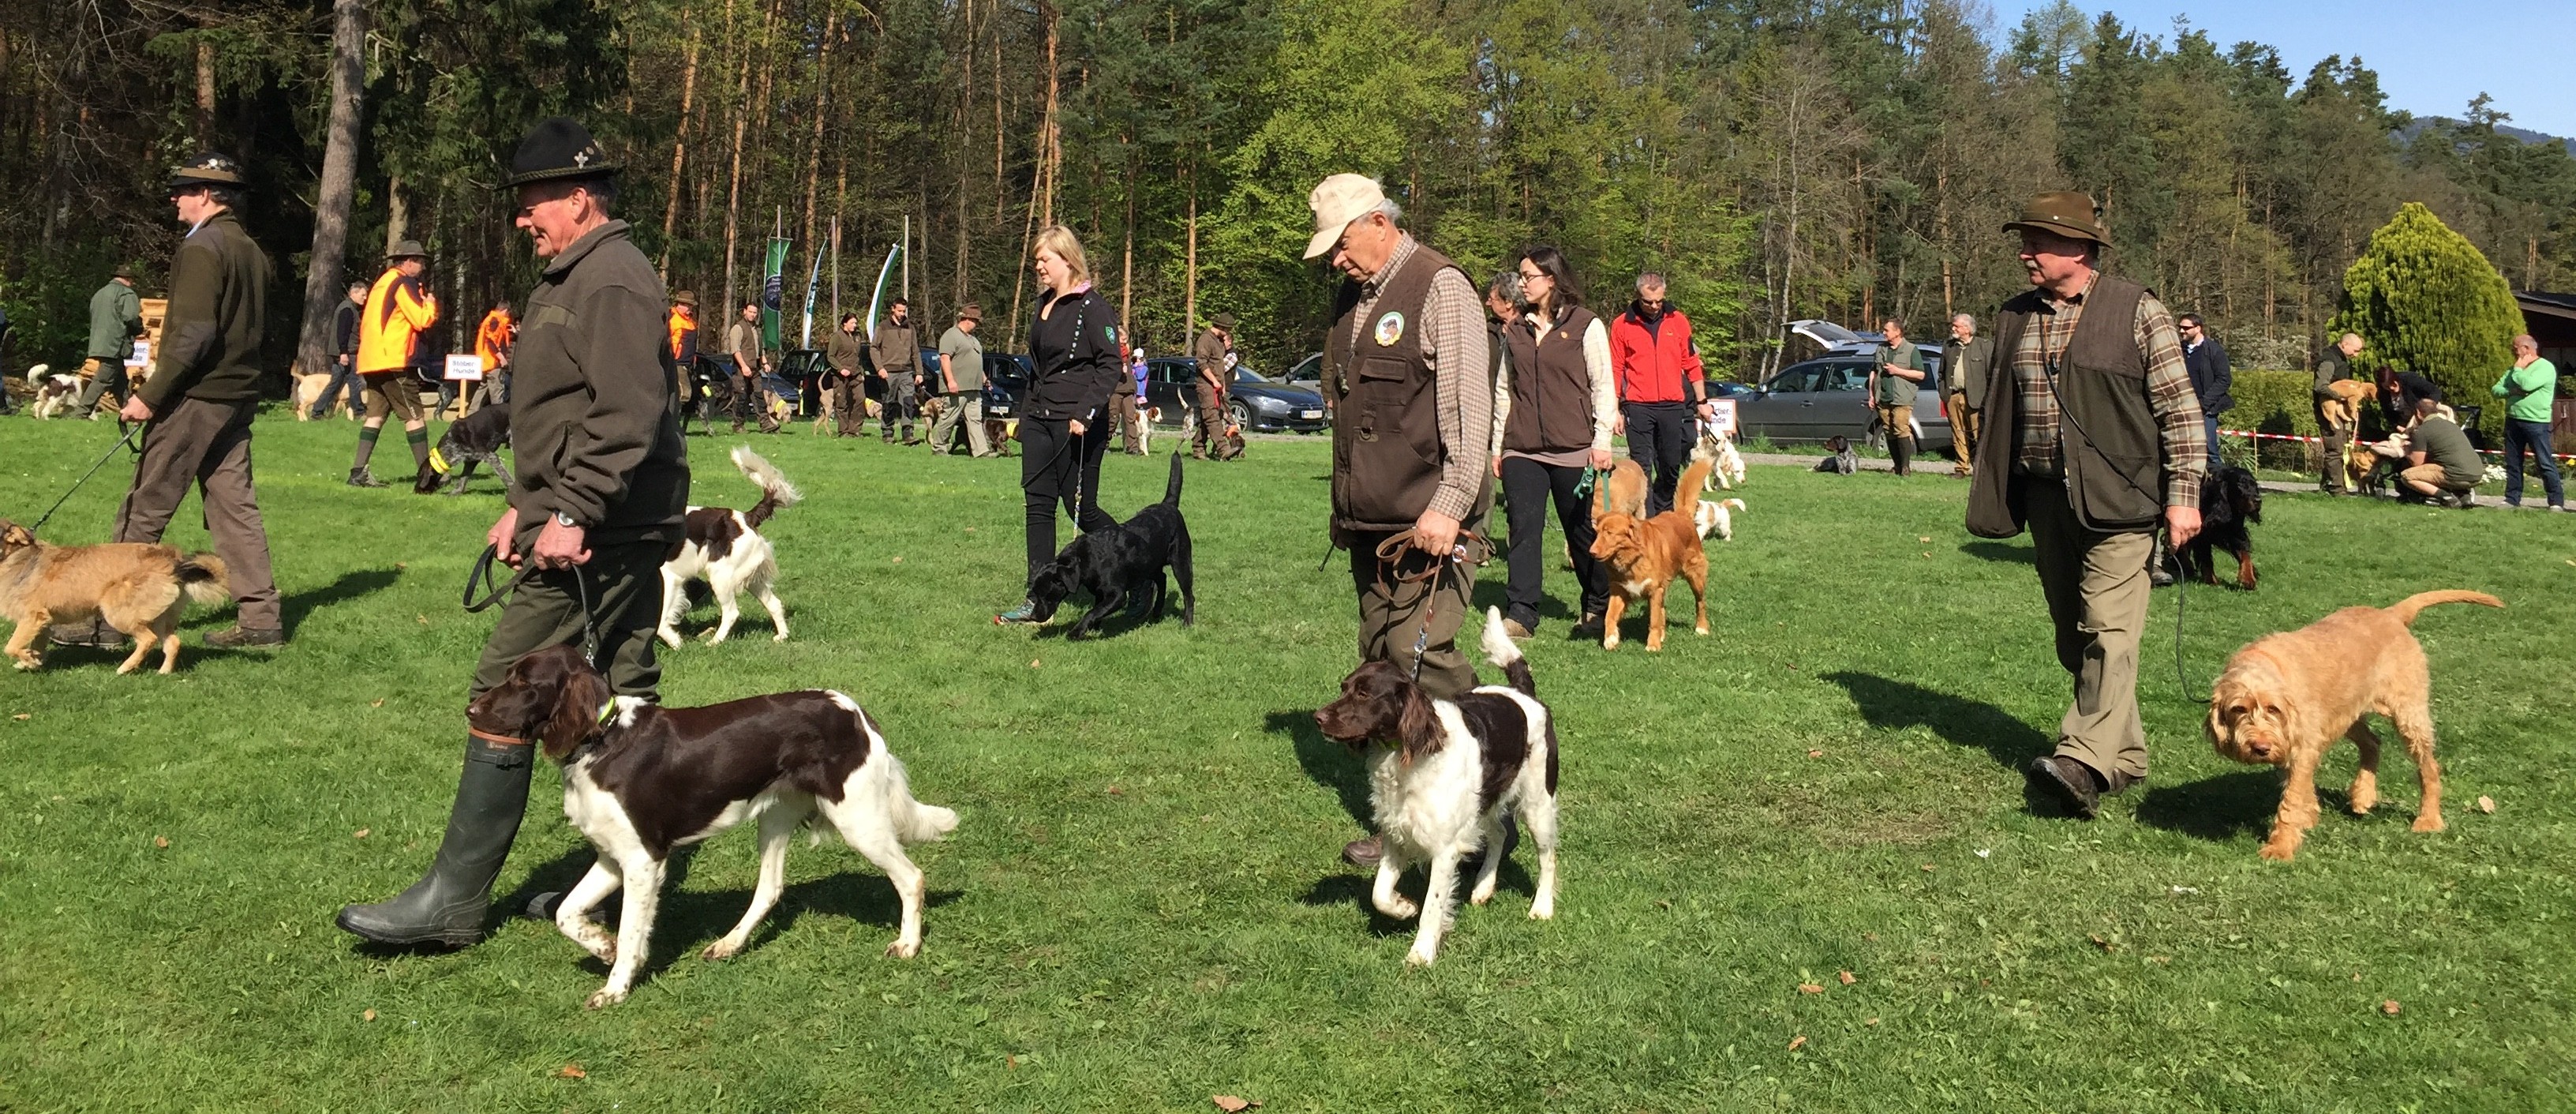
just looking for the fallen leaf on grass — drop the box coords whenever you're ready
[1788,1034,1807,1051]
[1029,658,1042,669]
[1106,786,1125,796]
[416,614,429,625]
[153,836,169,849]
[2090,934,2117,952]
[1807,748,1824,758]
[1212,1097,1260,1112]
[2151,956,2171,964]
[353,828,370,839]
[556,1064,587,1079]
[2477,795,2495,814]
[362,1009,376,1022]
[1839,971,1856,985]
[1918,536,1932,543]
[891,555,904,563]
[2380,1000,2401,1016]
[10,713,27,721]
[1920,864,1936,872]
[1862,932,1878,942]
[1864,1017,1880,1026]
[394,562,406,571]
[1975,849,1991,859]
[369,699,385,708]
[1797,983,1824,995]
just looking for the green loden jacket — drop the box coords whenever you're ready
[86,279,144,362]
[507,219,691,555]
[139,212,269,411]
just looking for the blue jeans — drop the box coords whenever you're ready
[2502,418,2563,507]
[310,362,358,417]
[2203,414,2222,470]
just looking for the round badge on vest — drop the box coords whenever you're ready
[1374,311,1405,347]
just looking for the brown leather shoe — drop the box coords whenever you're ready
[1342,836,1383,868]
[2026,755,2103,819]
[205,625,284,649]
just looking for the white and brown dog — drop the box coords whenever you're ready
[1315,607,1559,966]
[1694,424,1747,491]
[477,645,959,1008]
[658,445,799,647]
[1694,497,1746,541]
[27,366,82,419]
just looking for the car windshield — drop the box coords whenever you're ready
[1232,366,1272,384]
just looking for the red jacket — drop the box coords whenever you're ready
[1608,305,1704,404]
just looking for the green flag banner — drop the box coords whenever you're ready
[761,238,789,349]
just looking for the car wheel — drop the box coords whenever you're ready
[1229,401,1252,432]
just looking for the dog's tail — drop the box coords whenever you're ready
[24,363,47,386]
[176,553,231,607]
[2386,591,2503,625]
[1163,450,1185,506]
[882,752,960,844]
[1671,457,1712,523]
[730,445,803,528]
[1479,606,1535,696]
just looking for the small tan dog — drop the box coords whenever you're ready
[1599,459,1647,519]
[2205,590,2501,861]
[0,520,231,674]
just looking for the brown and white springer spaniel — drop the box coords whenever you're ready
[1315,607,1560,966]
[657,445,799,647]
[472,645,958,1008]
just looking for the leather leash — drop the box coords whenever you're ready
[1373,527,1489,682]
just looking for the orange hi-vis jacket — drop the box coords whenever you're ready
[358,267,440,375]
[668,307,698,363]
[474,308,514,372]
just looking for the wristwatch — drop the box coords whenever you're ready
[553,511,578,529]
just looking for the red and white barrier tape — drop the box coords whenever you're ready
[2217,428,2574,463]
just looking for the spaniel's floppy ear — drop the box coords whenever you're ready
[1397,685,1445,766]
[539,659,616,761]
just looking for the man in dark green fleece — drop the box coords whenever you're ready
[84,154,283,649]
[339,118,690,948]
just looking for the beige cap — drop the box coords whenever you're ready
[1304,174,1386,261]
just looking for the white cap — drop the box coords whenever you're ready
[1304,174,1387,261]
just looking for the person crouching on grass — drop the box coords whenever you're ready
[994,226,1120,625]
[1964,190,2205,821]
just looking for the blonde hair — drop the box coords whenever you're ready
[1033,225,1091,288]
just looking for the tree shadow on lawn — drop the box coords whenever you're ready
[1822,670,2069,815]
[1959,541,2034,565]
[1470,580,1573,623]
[2135,769,2283,842]
[280,566,402,636]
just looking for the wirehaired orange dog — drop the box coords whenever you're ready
[0,520,231,675]
[1586,457,1712,651]
[2204,590,2501,861]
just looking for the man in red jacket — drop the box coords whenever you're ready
[1608,272,1713,514]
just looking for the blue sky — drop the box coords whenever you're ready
[2011,0,2573,137]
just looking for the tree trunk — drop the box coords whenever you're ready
[1183,163,1197,339]
[721,6,752,316]
[799,21,833,291]
[384,176,408,255]
[658,13,700,279]
[293,0,367,381]
[193,33,215,144]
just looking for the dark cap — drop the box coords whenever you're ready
[1213,312,1237,329]
[387,239,429,261]
[672,289,698,307]
[168,152,247,192]
[958,302,983,322]
[2002,190,2110,247]
[112,264,136,281]
[502,118,619,189]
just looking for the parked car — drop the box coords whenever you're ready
[1142,358,1329,433]
[979,352,1035,420]
[1281,352,1325,392]
[1731,321,1951,451]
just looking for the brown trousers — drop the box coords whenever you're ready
[1192,384,1226,457]
[1347,506,1491,700]
[2024,477,2152,782]
[1949,396,1980,475]
[1112,392,1144,453]
[113,396,281,630]
[831,373,864,437]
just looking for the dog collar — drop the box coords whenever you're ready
[597,698,618,727]
[468,727,529,747]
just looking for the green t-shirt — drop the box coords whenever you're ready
[2411,416,2483,487]
[937,325,984,392]
[1874,340,1923,406]
[2492,358,2557,423]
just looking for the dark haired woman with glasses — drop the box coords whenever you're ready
[1492,245,1616,641]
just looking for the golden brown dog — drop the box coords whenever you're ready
[0,520,231,674]
[1586,458,1712,651]
[1598,459,1647,520]
[2205,590,2501,861]
[2318,378,2376,438]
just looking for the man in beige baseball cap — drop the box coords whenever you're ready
[1301,173,1499,872]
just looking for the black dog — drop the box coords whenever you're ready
[414,405,511,495]
[2181,463,2263,589]
[1814,435,1858,474]
[1027,453,1195,639]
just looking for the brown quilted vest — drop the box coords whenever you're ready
[1966,272,2164,536]
[1501,306,1599,454]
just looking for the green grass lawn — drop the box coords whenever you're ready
[3,411,2572,1112]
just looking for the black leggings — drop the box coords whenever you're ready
[1501,456,1608,626]
[1020,416,1115,584]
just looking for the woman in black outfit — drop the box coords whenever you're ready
[1494,245,1616,641]
[996,224,1121,624]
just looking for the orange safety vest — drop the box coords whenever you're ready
[358,267,440,375]
[474,309,514,372]
[668,308,698,362]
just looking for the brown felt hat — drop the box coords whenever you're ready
[386,239,430,261]
[168,152,248,191]
[958,302,983,322]
[672,289,698,306]
[2003,190,2110,247]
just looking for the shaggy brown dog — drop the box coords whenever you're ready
[1586,458,1712,651]
[0,520,231,674]
[2205,590,2502,861]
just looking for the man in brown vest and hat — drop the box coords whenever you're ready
[1965,191,2205,821]
[1191,312,1235,459]
[1305,174,1494,869]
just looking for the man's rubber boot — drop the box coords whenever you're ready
[336,734,534,947]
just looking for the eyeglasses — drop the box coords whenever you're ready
[1518,269,1548,281]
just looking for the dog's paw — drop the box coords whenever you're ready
[1529,897,1555,921]
[584,986,629,1010]
[1404,945,1438,967]
[2412,814,2445,834]
[1694,625,1710,636]
[770,632,788,642]
[1600,638,1619,652]
[2258,839,2300,862]
[884,938,921,959]
[656,631,683,649]
[701,939,743,962]
[1373,896,1421,921]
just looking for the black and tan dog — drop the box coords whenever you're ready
[413,405,511,495]
[1025,453,1195,638]
[2181,463,2263,589]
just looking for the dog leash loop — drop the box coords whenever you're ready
[462,542,602,661]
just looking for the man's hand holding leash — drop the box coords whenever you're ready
[2166,504,2201,549]
[1410,509,1462,557]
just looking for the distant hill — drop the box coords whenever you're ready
[2401,117,2574,156]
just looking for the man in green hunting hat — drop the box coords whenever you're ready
[339,118,689,949]
[1965,189,2207,823]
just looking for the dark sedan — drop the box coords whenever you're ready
[1729,350,1953,452]
[1143,358,1328,433]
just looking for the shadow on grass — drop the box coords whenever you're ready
[1959,541,2034,565]
[2136,770,2280,842]
[1822,670,2052,770]
[1267,709,1371,829]
[1470,580,1573,624]
[281,566,402,636]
